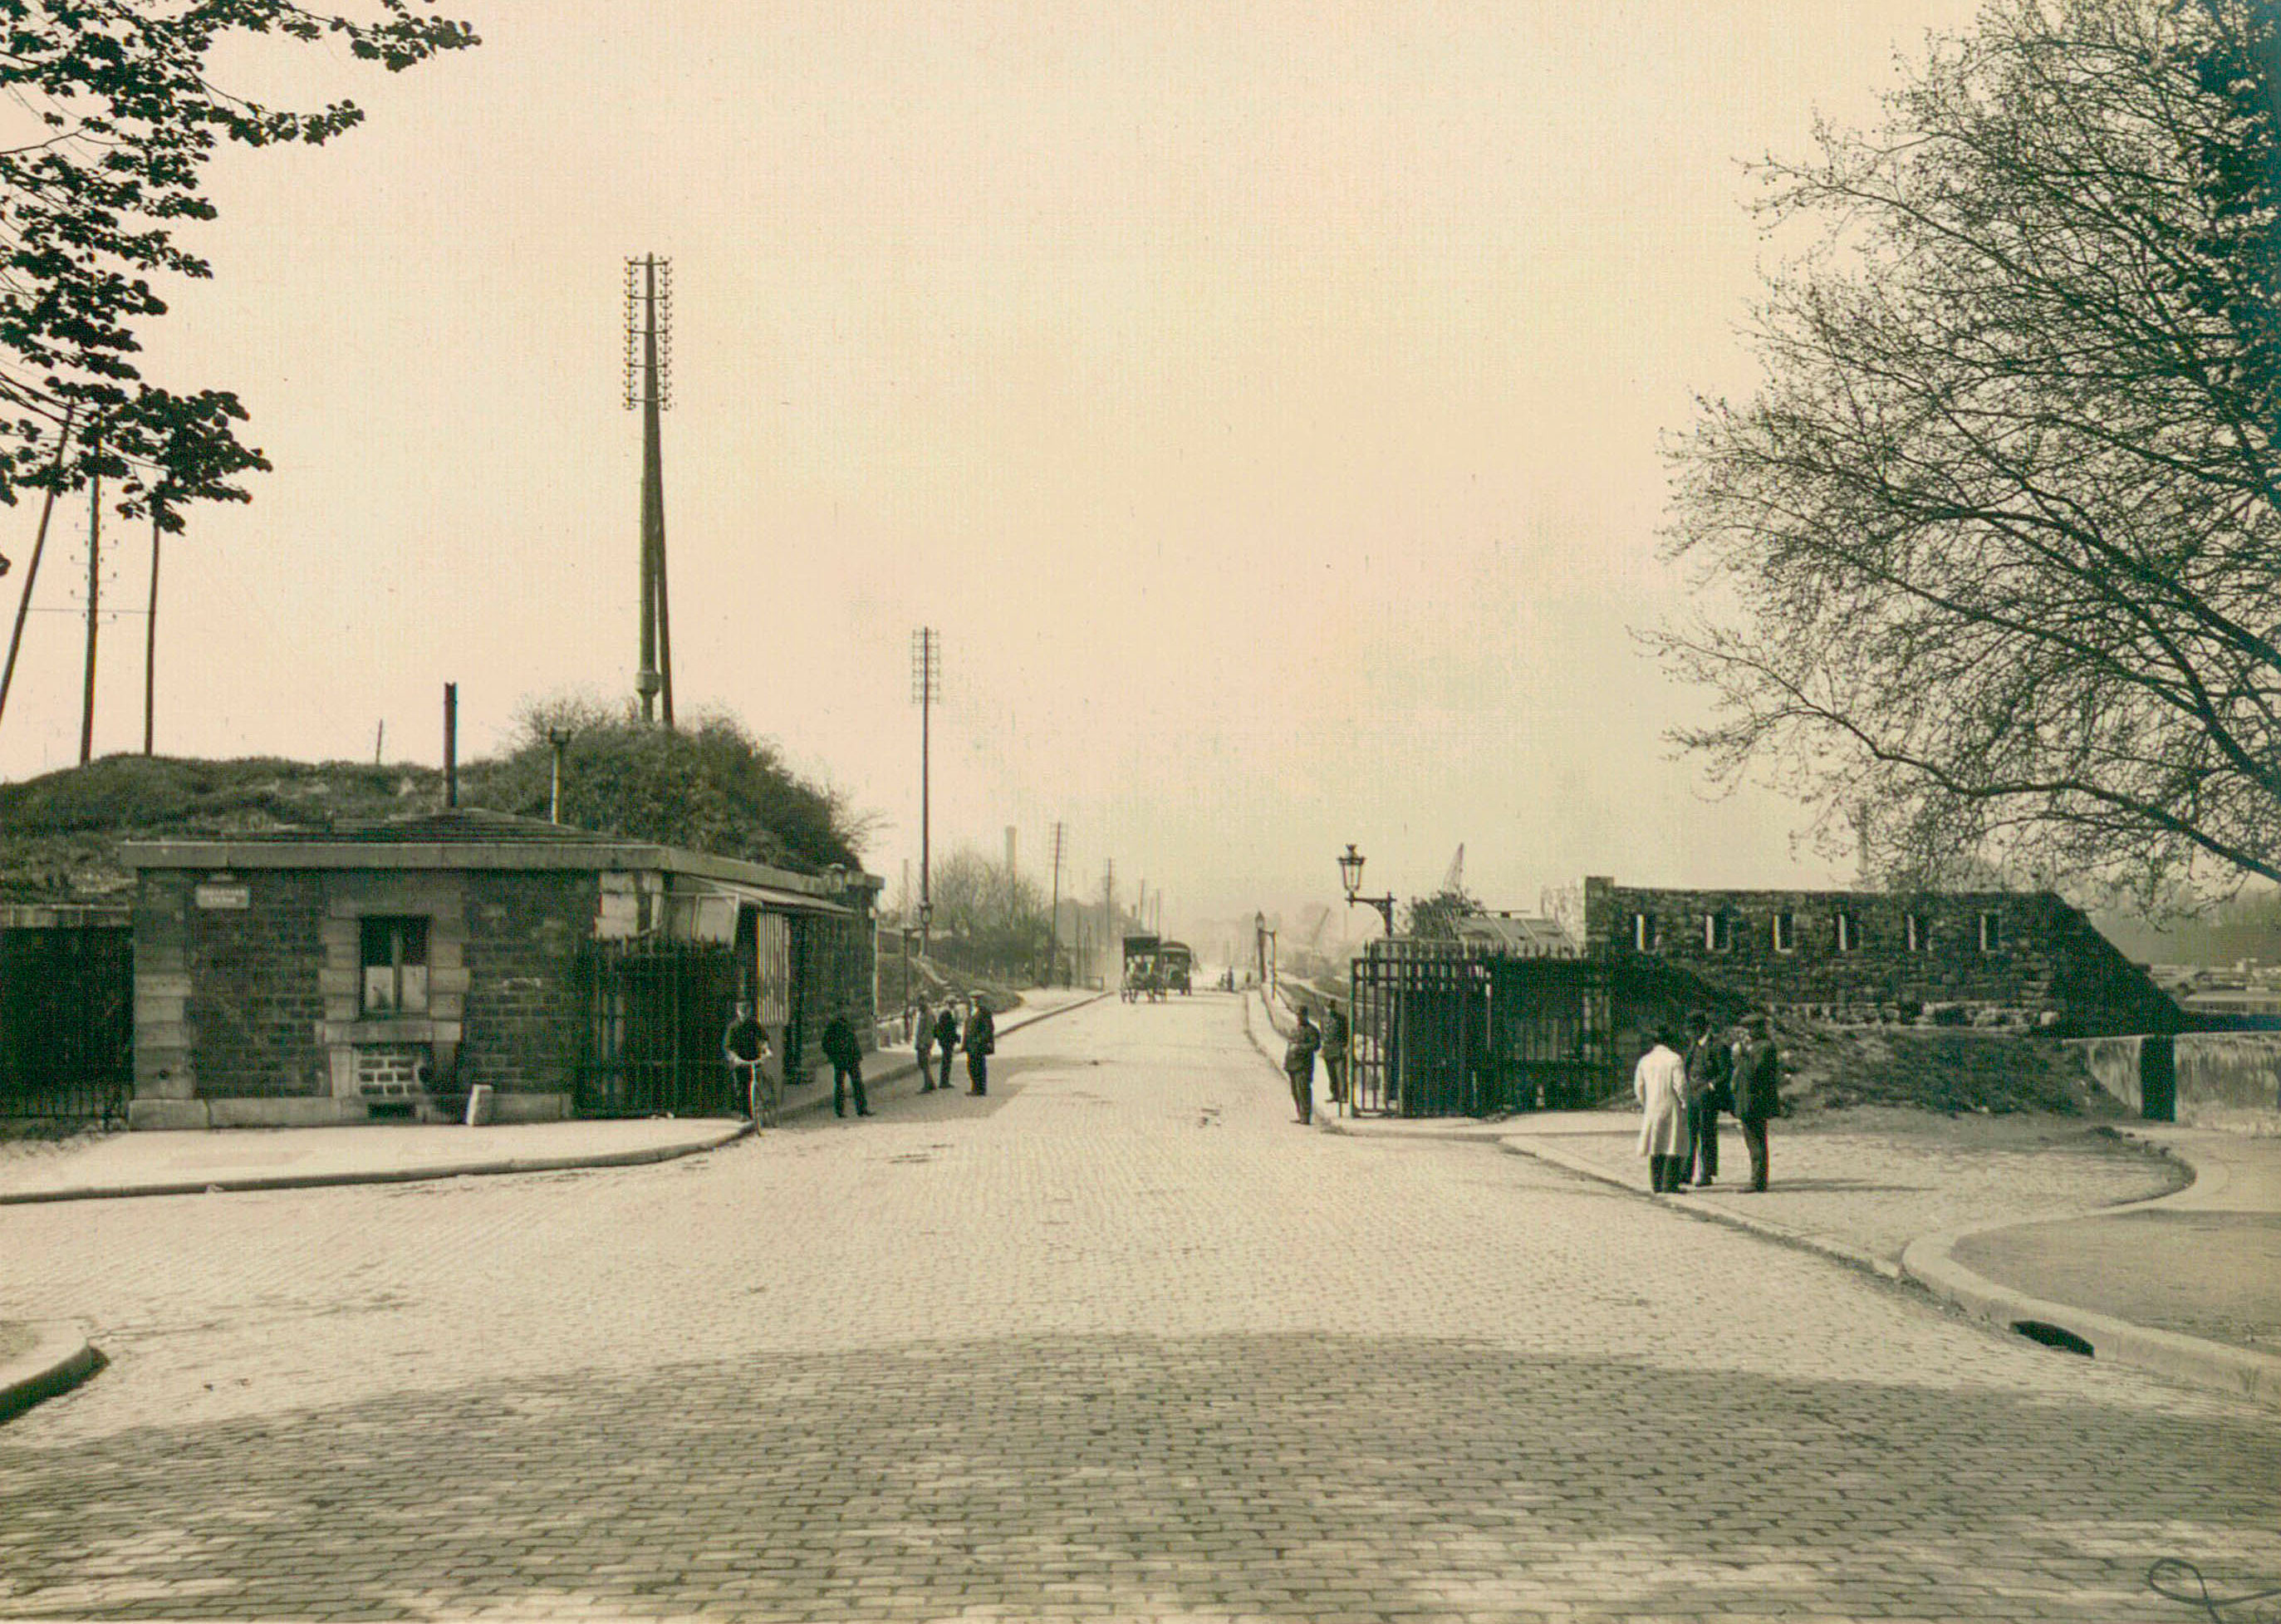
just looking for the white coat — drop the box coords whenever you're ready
[1634,1043,1691,1160]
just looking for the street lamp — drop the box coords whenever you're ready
[1253,910,1266,986]
[1338,843,1398,937]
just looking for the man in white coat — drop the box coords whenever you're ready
[1634,1028,1692,1194]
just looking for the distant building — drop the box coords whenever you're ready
[123,810,880,1129]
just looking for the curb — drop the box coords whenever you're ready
[1502,1127,2281,1409]
[0,1121,754,1208]
[1495,1132,1901,1280]
[771,991,1111,1126]
[1899,1229,2281,1409]
[0,1319,101,1423]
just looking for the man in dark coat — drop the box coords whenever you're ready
[820,1010,870,1118]
[934,1003,963,1083]
[963,1000,996,1095]
[1284,1006,1322,1126]
[1681,1010,1732,1188]
[723,1000,773,1124]
[1732,1013,1783,1190]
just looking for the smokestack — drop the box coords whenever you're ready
[444,682,459,809]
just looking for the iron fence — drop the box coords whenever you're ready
[0,925,133,1121]
[1347,939,1621,1117]
[576,938,739,1118]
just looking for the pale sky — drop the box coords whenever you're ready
[0,1,1984,956]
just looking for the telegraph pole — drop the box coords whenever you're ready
[911,627,941,956]
[1047,822,1065,987]
[77,456,100,764]
[141,511,159,756]
[625,254,675,727]
[0,405,77,738]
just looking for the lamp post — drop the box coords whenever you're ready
[1338,843,1398,937]
[1253,910,1266,987]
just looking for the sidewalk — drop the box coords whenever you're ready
[1316,1070,2281,1407]
[0,988,1107,1206]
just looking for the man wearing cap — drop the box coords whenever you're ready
[1732,1013,1783,1191]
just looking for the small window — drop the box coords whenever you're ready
[1978,911,2003,954]
[1631,912,1657,952]
[361,916,430,1014]
[1905,914,1929,953]
[1704,911,1733,953]
[1772,910,1795,953]
[1835,911,1861,952]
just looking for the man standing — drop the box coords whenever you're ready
[963,999,996,1096]
[913,997,938,1092]
[1284,1005,1322,1126]
[1732,1013,1783,1190]
[1682,1010,1731,1188]
[820,1009,870,1118]
[1634,1028,1690,1193]
[1319,1004,1351,1109]
[723,1000,773,1125]
[934,1003,964,1087]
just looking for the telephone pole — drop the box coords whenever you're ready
[1047,822,1066,987]
[77,456,100,764]
[625,254,675,727]
[141,511,159,755]
[911,627,941,956]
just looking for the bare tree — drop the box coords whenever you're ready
[1656,0,2280,909]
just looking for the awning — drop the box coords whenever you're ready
[689,878,852,917]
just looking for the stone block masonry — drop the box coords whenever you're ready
[1584,876,2180,1036]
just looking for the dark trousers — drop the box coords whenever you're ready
[833,1062,867,1116]
[967,1052,988,1094]
[916,1044,935,1089]
[1738,1116,1770,1190]
[1323,1052,1348,1106]
[1288,1062,1313,1123]
[1686,1097,1720,1184]
[1650,1155,1689,1193]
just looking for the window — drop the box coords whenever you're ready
[361,916,430,1014]
[1905,913,1929,953]
[1835,911,1861,952]
[1772,910,1796,953]
[1703,910,1734,953]
[1978,911,2003,954]
[1631,912,1657,952]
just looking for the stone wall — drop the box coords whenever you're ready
[1583,876,2177,1035]
[133,865,594,1127]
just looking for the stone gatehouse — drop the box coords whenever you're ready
[125,809,880,1129]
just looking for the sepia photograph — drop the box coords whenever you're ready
[0,2,2276,1619]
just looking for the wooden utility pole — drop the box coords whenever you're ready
[0,405,78,736]
[911,628,940,956]
[444,683,459,808]
[625,254,675,726]
[1047,821,1065,987]
[141,511,159,755]
[78,456,100,764]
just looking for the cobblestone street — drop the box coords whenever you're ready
[4,994,2278,1622]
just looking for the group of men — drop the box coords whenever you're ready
[719,995,998,1125]
[1279,1003,1350,1126]
[911,997,998,1098]
[1633,1010,1783,1193]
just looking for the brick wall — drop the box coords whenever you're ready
[1582,877,2178,1035]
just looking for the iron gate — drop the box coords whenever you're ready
[1348,940,1619,1117]
[576,939,740,1118]
[0,925,134,1121]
